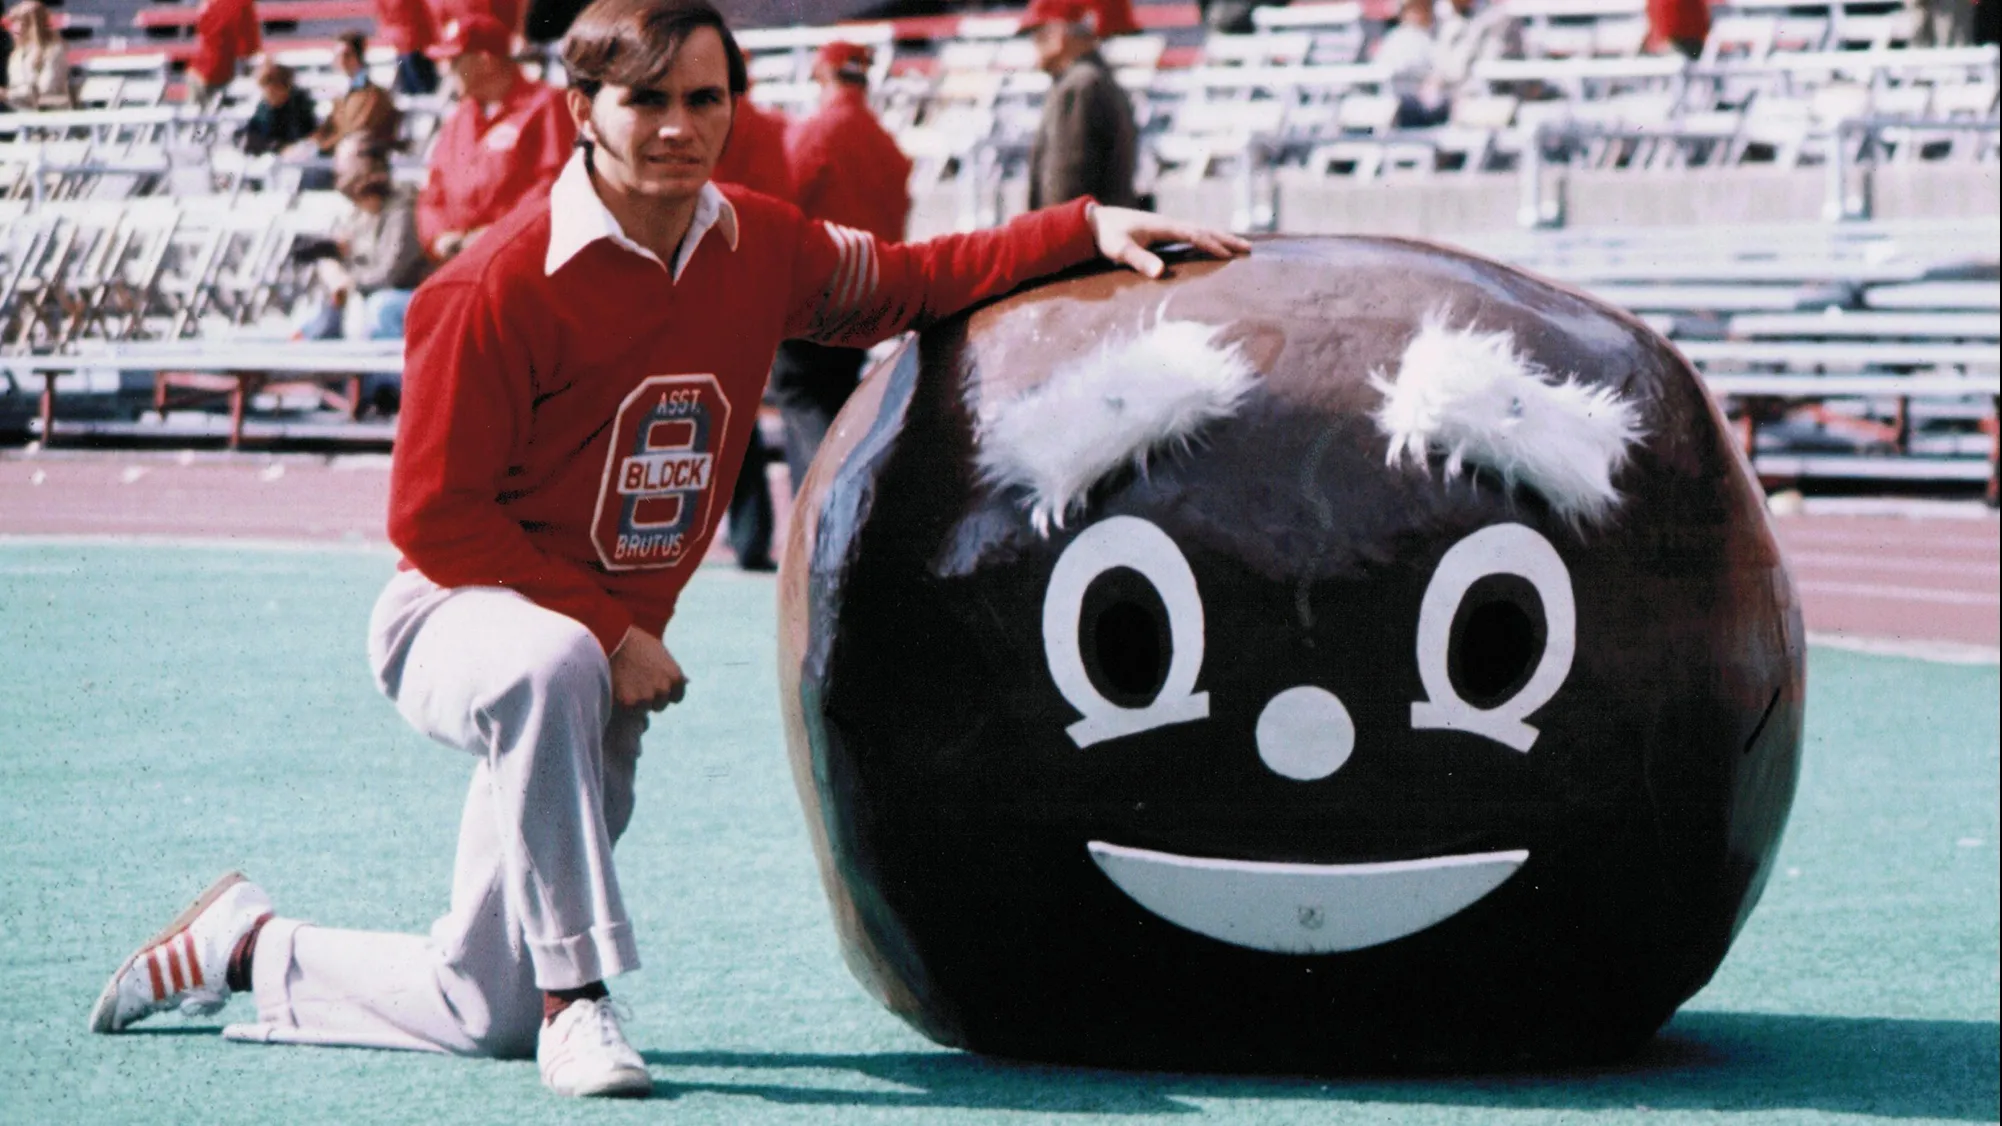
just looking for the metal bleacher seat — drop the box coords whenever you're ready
[1828,8,1919,52]
[1249,2,1367,66]
[736,21,896,89]
[1307,92,1400,177]
[1866,281,2002,311]
[1463,213,2001,494]
[1153,97,1286,181]
[1705,15,1781,63]
[1591,16,1650,60]
[1507,0,1647,61]
[1203,32,1314,69]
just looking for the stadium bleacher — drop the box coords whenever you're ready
[1,0,1995,495]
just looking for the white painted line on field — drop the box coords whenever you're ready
[1809,632,2001,665]
[1786,551,2001,577]
[0,534,395,554]
[1777,529,2000,554]
[1796,579,2001,607]
[1794,498,2001,521]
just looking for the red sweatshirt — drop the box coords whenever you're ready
[390,154,1098,652]
[712,97,795,204]
[373,0,438,55]
[415,74,574,257]
[787,86,912,241]
[191,0,262,89]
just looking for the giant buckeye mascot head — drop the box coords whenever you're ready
[777,238,1804,1072]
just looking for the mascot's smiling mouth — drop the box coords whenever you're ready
[1088,842,1528,954]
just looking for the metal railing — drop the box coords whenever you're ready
[1825,115,2002,220]
[1518,114,2002,229]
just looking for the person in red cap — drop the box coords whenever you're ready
[87,0,1246,1101]
[1093,0,1140,36]
[187,0,262,105]
[416,11,575,261]
[764,39,912,490]
[1022,0,1139,210]
[436,0,524,41]
[374,0,441,94]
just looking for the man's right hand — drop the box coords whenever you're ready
[610,627,688,711]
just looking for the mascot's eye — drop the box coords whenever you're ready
[1081,568,1171,707]
[1448,574,1546,709]
[1410,524,1576,753]
[1042,516,1211,749]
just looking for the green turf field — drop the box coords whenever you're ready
[1,541,1995,1125]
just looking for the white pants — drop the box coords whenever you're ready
[223,571,646,1059]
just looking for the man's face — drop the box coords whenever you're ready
[259,80,288,107]
[573,25,735,206]
[338,44,363,77]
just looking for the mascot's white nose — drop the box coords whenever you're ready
[1255,686,1355,781]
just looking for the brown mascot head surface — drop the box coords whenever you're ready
[778,237,1804,1072]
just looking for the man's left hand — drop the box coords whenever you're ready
[1089,206,1253,279]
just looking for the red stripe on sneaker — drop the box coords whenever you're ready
[166,942,186,993]
[145,950,167,1000]
[182,932,203,988]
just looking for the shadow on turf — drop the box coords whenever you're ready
[642,1012,1999,1120]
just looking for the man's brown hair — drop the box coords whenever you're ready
[560,0,747,100]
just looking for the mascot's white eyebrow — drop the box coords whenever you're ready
[973,318,1258,535]
[1371,315,1644,529]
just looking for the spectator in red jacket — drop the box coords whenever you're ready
[1648,0,1711,59]
[374,0,441,94]
[768,40,913,491]
[188,0,262,105]
[416,12,575,261]
[709,88,792,571]
[709,84,791,200]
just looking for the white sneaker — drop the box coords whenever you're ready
[537,997,653,1098]
[89,872,273,1034]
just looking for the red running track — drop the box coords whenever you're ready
[2,453,1995,655]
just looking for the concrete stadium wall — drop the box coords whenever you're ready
[908,165,2002,242]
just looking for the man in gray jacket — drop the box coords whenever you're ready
[1023,0,1139,211]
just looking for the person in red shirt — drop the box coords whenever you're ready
[374,0,440,94]
[188,0,262,104]
[708,85,792,571]
[767,40,912,492]
[417,12,574,261]
[710,83,791,200]
[1648,0,1711,58]
[87,0,1247,1100]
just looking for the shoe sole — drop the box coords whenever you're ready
[551,1071,653,1099]
[88,871,247,1034]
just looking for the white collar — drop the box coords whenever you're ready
[543,150,740,280]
